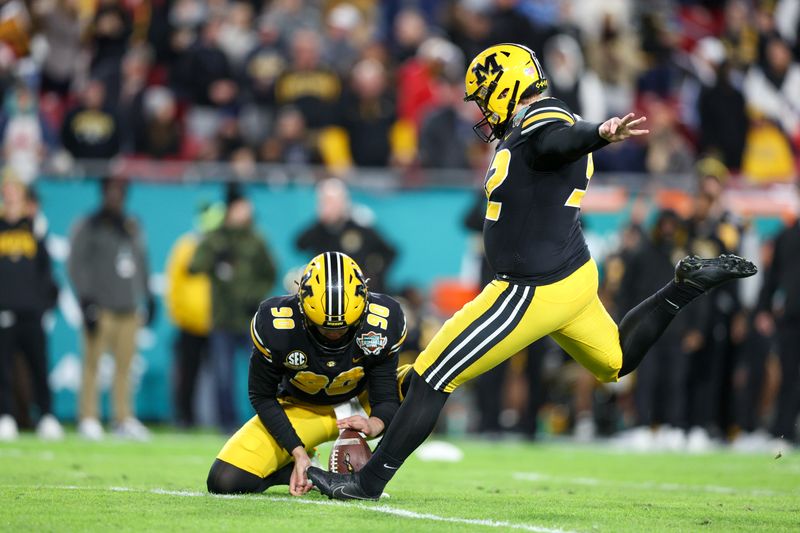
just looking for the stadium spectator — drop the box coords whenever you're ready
[695,39,748,170]
[217,1,257,67]
[644,98,694,175]
[720,0,759,72]
[137,86,182,159]
[164,202,224,428]
[242,14,284,107]
[583,12,639,118]
[175,19,239,142]
[542,33,606,122]
[730,236,772,451]
[189,185,276,432]
[88,0,133,102]
[203,114,247,163]
[60,79,122,160]
[258,106,321,165]
[617,210,690,450]
[267,0,321,45]
[118,46,153,154]
[396,37,463,128]
[636,12,678,100]
[682,190,742,450]
[296,178,396,293]
[1,83,56,184]
[34,0,86,98]
[447,1,491,66]
[755,186,800,448]
[418,74,479,169]
[775,0,800,57]
[392,8,429,64]
[0,171,62,441]
[273,29,342,130]
[68,177,154,441]
[488,0,546,59]
[322,3,362,76]
[338,59,415,168]
[743,36,800,148]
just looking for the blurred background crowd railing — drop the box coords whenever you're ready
[0,0,799,451]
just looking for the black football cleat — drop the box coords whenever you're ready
[306,467,380,501]
[675,254,757,292]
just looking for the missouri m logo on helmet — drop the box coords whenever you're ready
[471,52,502,85]
[464,43,548,142]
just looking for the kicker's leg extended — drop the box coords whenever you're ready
[617,254,756,377]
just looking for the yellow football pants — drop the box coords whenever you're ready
[216,364,413,478]
[414,259,622,392]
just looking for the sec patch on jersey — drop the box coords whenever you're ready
[328,429,372,474]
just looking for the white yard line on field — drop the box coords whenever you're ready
[1,484,577,533]
[512,472,788,496]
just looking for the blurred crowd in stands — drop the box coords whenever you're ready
[0,0,799,453]
[0,0,798,181]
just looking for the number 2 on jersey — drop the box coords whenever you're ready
[483,150,595,220]
[565,153,594,209]
[484,149,511,221]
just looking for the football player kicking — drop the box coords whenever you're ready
[308,43,757,500]
[206,252,410,495]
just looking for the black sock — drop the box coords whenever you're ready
[262,462,293,489]
[656,279,705,314]
[618,280,704,377]
[358,372,449,496]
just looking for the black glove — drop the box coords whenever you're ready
[145,294,157,327]
[81,299,99,334]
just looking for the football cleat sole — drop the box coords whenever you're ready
[675,254,757,292]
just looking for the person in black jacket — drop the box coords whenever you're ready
[60,79,121,160]
[617,210,690,442]
[0,173,62,441]
[756,190,800,446]
[296,178,397,293]
[178,20,238,109]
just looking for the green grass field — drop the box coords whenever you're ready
[1,433,798,532]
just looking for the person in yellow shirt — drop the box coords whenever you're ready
[164,202,224,427]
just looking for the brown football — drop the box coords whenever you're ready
[328,429,372,474]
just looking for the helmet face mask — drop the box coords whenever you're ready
[464,43,548,142]
[298,252,369,356]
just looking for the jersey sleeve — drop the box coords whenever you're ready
[250,304,273,363]
[388,309,407,355]
[365,295,405,430]
[521,98,608,164]
[248,350,304,453]
[247,300,304,452]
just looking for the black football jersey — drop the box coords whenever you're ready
[250,292,407,405]
[482,97,603,284]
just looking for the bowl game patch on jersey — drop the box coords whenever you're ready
[356,331,387,356]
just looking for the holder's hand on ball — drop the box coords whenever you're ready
[337,415,385,438]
